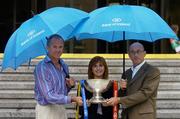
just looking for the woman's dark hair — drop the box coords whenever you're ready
[88,56,108,79]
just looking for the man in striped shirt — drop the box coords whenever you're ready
[34,34,82,119]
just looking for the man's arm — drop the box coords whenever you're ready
[106,67,160,107]
[34,63,71,104]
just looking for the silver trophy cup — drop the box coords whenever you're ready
[84,79,112,104]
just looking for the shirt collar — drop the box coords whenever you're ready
[44,55,51,63]
[131,60,145,71]
[44,55,61,64]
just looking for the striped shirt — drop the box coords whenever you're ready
[34,56,71,105]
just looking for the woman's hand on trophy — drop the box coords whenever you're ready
[105,97,120,106]
[86,99,91,107]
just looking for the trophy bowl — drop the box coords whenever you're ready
[84,79,112,104]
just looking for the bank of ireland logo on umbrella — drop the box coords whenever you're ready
[112,18,122,22]
[101,18,131,27]
[21,29,45,46]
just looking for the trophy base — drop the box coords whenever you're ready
[89,97,106,104]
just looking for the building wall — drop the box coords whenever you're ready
[0,0,179,53]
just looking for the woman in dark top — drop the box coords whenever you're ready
[79,56,114,119]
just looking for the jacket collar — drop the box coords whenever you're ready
[128,62,148,86]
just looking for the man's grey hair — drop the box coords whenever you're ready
[46,34,64,47]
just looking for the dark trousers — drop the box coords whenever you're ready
[97,114,103,119]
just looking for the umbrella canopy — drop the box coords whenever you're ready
[2,7,88,70]
[73,5,178,74]
[74,5,178,41]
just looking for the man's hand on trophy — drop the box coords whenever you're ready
[102,100,109,107]
[71,96,83,106]
[105,97,120,106]
[66,77,75,88]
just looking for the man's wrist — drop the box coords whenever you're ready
[71,97,76,102]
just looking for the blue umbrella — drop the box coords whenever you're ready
[2,7,88,70]
[73,5,179,74]
[74,5,178,41]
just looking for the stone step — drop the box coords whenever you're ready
[0,81,179,90]
[2,66,180,74]
[0,82,34,90]
[0,108,75,119]
[0,58,180,119]
[0,109,35,118]
[0,90,75,99]
[0,74,180,82]
[158,82,180,90]
[157,100,180,109]
[0,90,179,99]
[0,108,179,119]
[1,59,180,67]
[0,117,34,119]
[0,74,34,81]
[0,99,35,109]
[157,91,180,99]
[0,90,34,99]
[0,99,179,109]
[0,99,76,109]
[157,109,180,119]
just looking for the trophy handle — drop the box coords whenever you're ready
[84,80,93,92]
[101,80,113,93]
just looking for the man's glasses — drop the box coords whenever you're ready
[129,50,144,55]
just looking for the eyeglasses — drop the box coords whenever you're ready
[129,50,144,55]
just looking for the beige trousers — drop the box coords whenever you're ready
[36,104,67,119]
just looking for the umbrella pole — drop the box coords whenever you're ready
[122,31,127,96]
[122,32,127,100]
[122,31,126,79]
[121,31,127,118]
[28,58,31,70]
[123,0,126,4]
